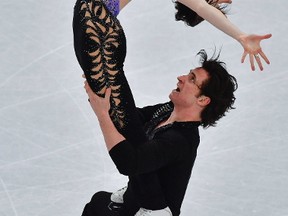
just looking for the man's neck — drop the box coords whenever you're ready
[167,107,202,123]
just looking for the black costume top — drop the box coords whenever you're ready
[109,102,201,216]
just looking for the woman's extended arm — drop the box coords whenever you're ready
[178,0,272,71]
[179,0,244,40]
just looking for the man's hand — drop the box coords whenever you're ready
[84,80,111,118]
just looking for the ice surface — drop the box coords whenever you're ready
[0,0,287,215]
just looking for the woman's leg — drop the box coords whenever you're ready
[73,0,146,143]
[73,0,167,214]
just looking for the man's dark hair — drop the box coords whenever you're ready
[197,49,238,128]
[173,0,227,27]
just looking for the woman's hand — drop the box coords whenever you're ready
[239,33,272,71]
[84,80,111,119]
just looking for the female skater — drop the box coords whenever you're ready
[73,0,270,215]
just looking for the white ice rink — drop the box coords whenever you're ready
[0,0,287,215]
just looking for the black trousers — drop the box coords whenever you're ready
[82,192,122,216]
[81,188,141,216]
[73,0,167,214]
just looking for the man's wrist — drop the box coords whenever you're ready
[96,111,110,121]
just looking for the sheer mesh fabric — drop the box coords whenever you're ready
[74,0,127,128]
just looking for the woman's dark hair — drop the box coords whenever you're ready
[197,49,238,128]
[173,0,228,27]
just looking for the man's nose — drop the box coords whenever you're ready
[177,74,187,81]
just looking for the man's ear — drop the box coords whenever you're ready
[197,95,211,107]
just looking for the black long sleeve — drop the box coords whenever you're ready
[109,128,190,176]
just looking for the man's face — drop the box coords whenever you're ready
[169,67,209,108]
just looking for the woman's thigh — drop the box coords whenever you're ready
[73,0,146,143]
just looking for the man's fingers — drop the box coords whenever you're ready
[105,88,112,100]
